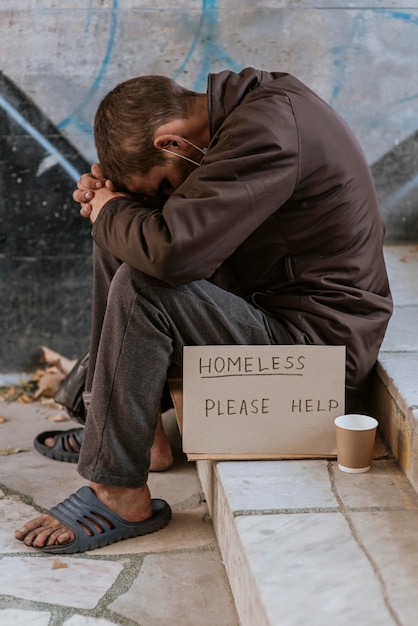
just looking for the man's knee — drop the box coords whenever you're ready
[108,263,161,299]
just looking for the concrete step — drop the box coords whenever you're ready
[197,244,418,626]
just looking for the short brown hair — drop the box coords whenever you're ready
[94,75,198,190]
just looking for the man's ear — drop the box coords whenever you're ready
[154,134,188,152]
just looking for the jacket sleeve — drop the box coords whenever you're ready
[91,90,299,285]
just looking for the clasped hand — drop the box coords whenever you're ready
[74,163,123,223]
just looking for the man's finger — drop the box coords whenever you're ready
[79,203,93,218]
[78,173,103,190]
[105,179,117,192]
[91,163,105,179]
[73,189,94,203]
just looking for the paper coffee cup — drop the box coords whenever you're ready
[334,414,378,473]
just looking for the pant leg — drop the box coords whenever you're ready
[78,262,300,488]
[86,244,122,391]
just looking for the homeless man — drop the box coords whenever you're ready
[16,67,392,553]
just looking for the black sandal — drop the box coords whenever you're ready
[36,486,172,554]
[33,427,84,463]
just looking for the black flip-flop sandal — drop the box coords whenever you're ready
[36,486,172,554]
[33,427,84,463]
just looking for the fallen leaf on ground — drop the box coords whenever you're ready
[0,447,22,455]
[51,558,68,570]
[17,394,35,404]
[47,413,70,422]
[40,347,76,376]
[0,379,38,403]
[0,386,16,399]
[40,397,63,408]
[0,416,6,423]
[34,368,66,399]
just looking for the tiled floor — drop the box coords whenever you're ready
[0,403,239,625]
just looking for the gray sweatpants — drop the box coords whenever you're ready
[77,244,301,488]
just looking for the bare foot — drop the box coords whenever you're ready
[150,412,174,471]
[15,514,75,548]
[15,483,152,549]
[44,433,81,454]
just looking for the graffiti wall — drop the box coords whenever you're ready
[1,0,417,370]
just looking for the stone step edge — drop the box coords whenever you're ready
[197,459,271,626]
[370,358,418,492]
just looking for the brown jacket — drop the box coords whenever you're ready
[92,68,392,395]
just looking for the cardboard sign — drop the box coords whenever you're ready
[182,345,345,458]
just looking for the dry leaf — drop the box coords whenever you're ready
[41,347,77,376]
[51,558,68,570]
[30,368,47,383]
[0,447,22,455]
[34,369,66,399]
[0,416,6,423]
[47,413,70,423]
[1,379,38,403]
[17,395,34,404]
[40,397,62,408]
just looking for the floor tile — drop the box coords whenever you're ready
[0,609,50,626]
[216,460,337,512]
[63,616,120,625]
[332,459,418,510]
[0,401,84,510]
[351,510,418,626]
[109,549,239,626]
[0,556,124,609]
[235,512,393,625]
[0,490,46,553]
[0,449,83,513]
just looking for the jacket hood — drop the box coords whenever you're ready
[208,67,289,137]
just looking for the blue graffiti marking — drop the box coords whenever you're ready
[330,10,418,107]
[395,93,418,104]
[56,0,241,143]
[0,94,80,181]
[58,0,119,134]
[84,0,94,34]
[173,0,241,91]
[329,15,366,105]
[379,10,418,107]
[381,10,418,25]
